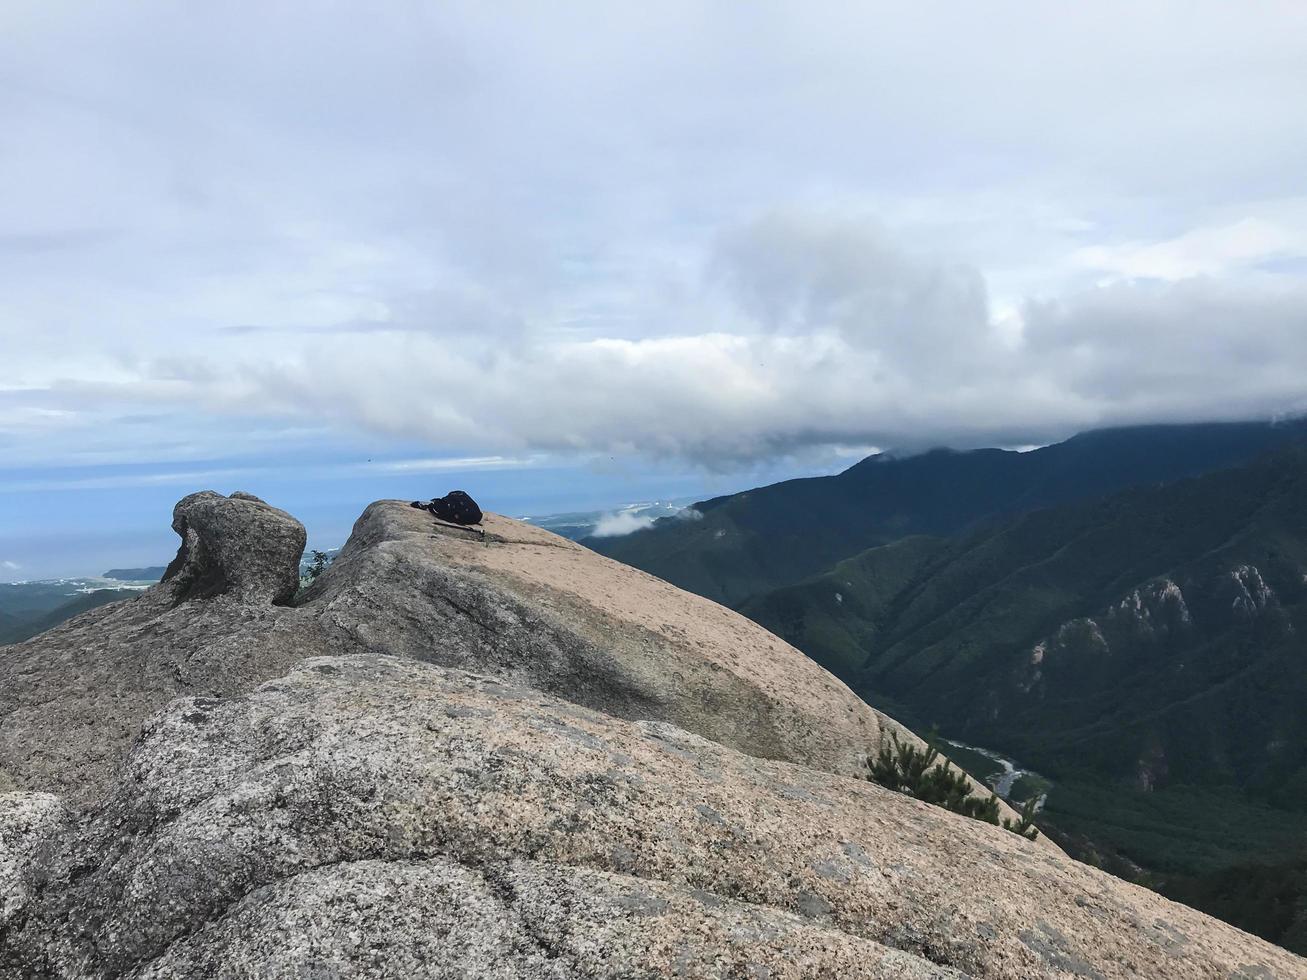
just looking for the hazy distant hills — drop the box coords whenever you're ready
[0,569,162,646]
[588,419,1307,607]
[521,500,695,541]
[0,590,140,646]
[0,502,701,646]
[103,566,167,581]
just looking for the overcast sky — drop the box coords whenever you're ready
[3,2,1307,577]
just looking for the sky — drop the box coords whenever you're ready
[3,2,1307,578]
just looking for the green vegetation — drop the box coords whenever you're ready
[1007,772,1052,806]
[296,550,337,595]
[744,536,943,677]
[762,448,1307,953]
[868,732,1038,840]
[750,447,1307,808]
[935,740,1005,786]
[305,550,331,582]
[1042,781,1307,878]
[1163,860,1307,956]
[0,588,138,645]
[1004,797,1040,841]
[869,732,1000,821]
[1041,780,1307,954]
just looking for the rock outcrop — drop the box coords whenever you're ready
[0,492,314,805]
[301,500,897,782]
[1,492,1302,978]
[0,494,913,807]
[163,490,306,606]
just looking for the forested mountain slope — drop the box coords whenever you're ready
[589,419,1307,607]
[744,446,1307,800]
[741,446,1307,952]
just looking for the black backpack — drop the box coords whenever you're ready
[412,490,483,526]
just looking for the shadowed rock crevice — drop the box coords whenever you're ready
[162,523,231,605]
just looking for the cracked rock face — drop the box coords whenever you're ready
[5,656,1301,979]
[1,492,1302,978]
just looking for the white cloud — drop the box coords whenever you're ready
[710,214,992,370]
[590,512,657,538]
[0,468,257,494]
[66,214,1297,461]
[2,560,19,570]
[6,213,1307,467]
[360,455,538,473]
[0,3,1305,470]
[1070,217,1307,281]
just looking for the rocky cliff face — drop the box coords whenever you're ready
[1,492,1301,978]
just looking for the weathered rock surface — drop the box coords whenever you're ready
[302,501,898,783]
[164,490,307,606]
[0,492,316,805]
[0,792,68,933]
[0,492,1302,978]
[0,495,920,807]
[5,656,1301,979]
[132,858,962,980]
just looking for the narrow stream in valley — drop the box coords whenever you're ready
[944,739,1051,811]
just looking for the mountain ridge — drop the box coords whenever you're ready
[588,418,1307,607]
[744,447,1307,786]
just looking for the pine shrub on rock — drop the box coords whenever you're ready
[868,731,1037,840]
[1002,796,1040,841]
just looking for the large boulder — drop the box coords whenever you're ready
[4,655,1300,979]
[163,490,306,606]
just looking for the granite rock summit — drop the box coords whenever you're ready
[0,492,1301,978]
